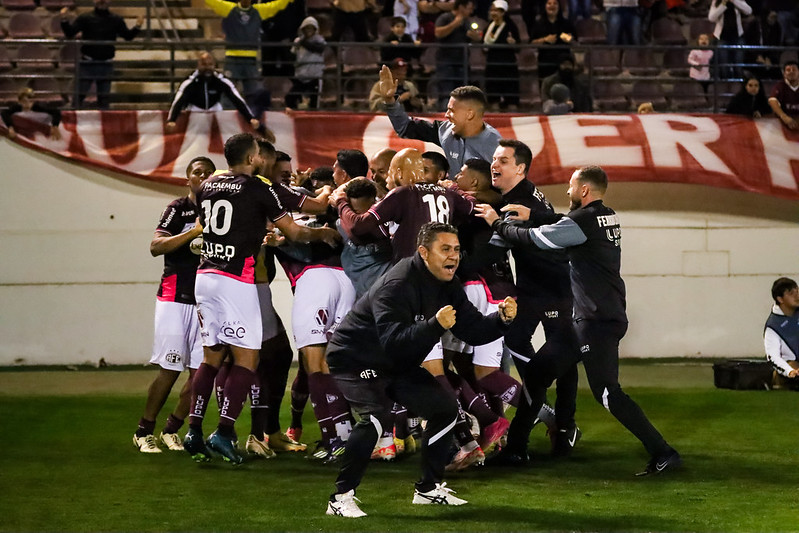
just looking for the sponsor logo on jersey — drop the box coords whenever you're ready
[204,181,242,192]
[315,308,329,327]
[545,311,559,318]
[360,369,378,379]
[165,351,182,364]
[325,394,338,404]
[580,344,590,353]
[221,321,246,339]
[160,207,176,227]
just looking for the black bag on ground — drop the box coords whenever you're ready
[712,359,773,390]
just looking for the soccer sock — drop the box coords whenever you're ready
[477,370,522,408]
[308,371,334,444]
[392,403,409,440]
[162,414,184,435]
[218,365,256,429]
[249,372,266,439]
[449,370,499,428]
[290,363,309,429]
[435,375,476,446]
[189,363,219,428]
[135,417,156,438]
[214,360,233,409]
[260,331,294,435]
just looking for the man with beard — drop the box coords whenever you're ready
[541,54,592,113]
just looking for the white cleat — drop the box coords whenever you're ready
[326,489,367,518]
[412,482,467,505]
[133,434,162,454]
[245,434,276,459]
[159,432,184,451]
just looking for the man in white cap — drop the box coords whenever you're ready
[369,58,423,112]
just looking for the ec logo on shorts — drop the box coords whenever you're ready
[221,321,246,339]
[165,352,182,364]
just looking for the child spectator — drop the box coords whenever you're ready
[394,0,420,40]
[688,33,714,91]
[285,17,325,110]
[542,82,573,115]
[1,87,61,140]
[369,58,424,112]
[637,101,654,114]
[380,16,422,73]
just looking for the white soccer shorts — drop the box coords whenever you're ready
[150,300,203,371]
[440,280,505,368]
[195,272,263,350]
[291,267,355,350]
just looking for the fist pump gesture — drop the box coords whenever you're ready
[436,305,456,329]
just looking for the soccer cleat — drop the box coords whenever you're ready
[245,434,276,459]
[286,427,302,443]
[159,432,184,451]
[268,431,307,452]
[133,434,162,454]
[404,434,418,455]
[636,449,682,477]
[183,428,211,462]
[326,489,367,518]
[445,444,485,471]
[484,447,529,467]
[478,417,510,452]
[412,483,468,505]
[311,438,346,464]
[207,431,244,465]
[551,426,582,458]
[371,436,396,461]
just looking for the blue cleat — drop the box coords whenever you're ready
[183,428,211,463]
[207,431,244,465]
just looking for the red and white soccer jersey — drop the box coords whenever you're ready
[155,196,202,305]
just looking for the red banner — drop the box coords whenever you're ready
[5,110,799,200]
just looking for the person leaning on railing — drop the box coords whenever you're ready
[768,60,799,130]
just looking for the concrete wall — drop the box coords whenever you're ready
[1,141,797,364]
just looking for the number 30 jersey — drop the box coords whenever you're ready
[195,172,288,283]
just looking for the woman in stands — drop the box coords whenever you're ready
[530,0,575,82]
[724,75,772,118]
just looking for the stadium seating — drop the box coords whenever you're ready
[518,75,541,112]
[0,46,13,72]
[58,43,79,71]
[341,45,379,74]
[0,77,22,105]
[509,14,528,42]
[593,80,629,112]
[575,18,606,44]
[0,0,36,10]
[663,47,689,77]
[587,48,622,76]
[15,44,56,71]
[630,80,668,110]
[669,80,708,111]
[688,18,714,41]
[29,77,66,105]
[8,11,45,38]
[651,18,687,45]
[622,48,661,76]
[45,14,64,38]
[517,47,537,74]
[39,0,76,10]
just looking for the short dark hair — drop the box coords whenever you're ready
[464,157,491,180]
[256,139,276,160]
[450,85,487,109]
[337,149,369,179]
[186,156,215,177]
[498,138,532,174]
[224,133,256,167]
[390,16,407,26]
[783,60,798,71]
[345,178,377,200]
[310,166,335,187]
[423,151,449,175]
[417,221,458,249]
[275,151,292,163]
[772,277,798,304]
[576,165,608,193]
[453,0,473,9]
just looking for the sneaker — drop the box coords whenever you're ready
[551,426,581,458]
[484,447,529,467]
[133,434,162,454]
[636,449,682,477]
[445,444,485,471]
[286,427,302,443]
[478,417,510,452]
[268,431,307,452]
[326,489,367,518]
[412,483,468,505]
[371,436,396,461]
[207,431,244,465]
[183,428,211,462]
[159,432,183,451]
[245,434,276,459]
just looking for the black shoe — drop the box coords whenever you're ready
[551,426,581,458]
[183,428,211,463]
[636,449,682,476]
[484,447,529,467]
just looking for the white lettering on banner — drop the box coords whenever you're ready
[363,115,442,158]
[638,114,732,175]
[548,115,645,168]
[75,111,166,174]
[509,116,546,159]
[754,120,799,191]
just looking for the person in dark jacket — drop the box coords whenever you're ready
[324,222,516,518]
[483,0,521,110]
[60,0,143,109]
[475,165,682,477]
[725,75,772,117]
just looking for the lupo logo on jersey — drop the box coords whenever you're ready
[221,321,246,339]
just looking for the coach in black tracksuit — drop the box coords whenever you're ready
[326,222,516,506]
[475,165,681,476]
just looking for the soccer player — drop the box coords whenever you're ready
[133,157,215,453]
[182,133,340,464]
[325,222,517,517]
[475,165,682,476]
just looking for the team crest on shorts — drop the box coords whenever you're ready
[165,352,182,364]
[315,308,329,327]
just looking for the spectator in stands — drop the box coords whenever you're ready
[568,0,592,24]
[379,16,422,73]
[166,52,266,136]
[330,0,377,41]
[260,0,305,77]
[688,33,714,92]
[542,82,572,114]
[764,277,799,389]
[764,0,796,45]
[637,101,655,113]
[725,75,772,117]
[394,0,421,40]
[744,10,783,80]
[60,0,143,109]
[605,0,642,45]
[483,0,520,111]
[531,0,575,82]
[435,0,482,111]
[285,17,326,110]
[708,0,752,79]
[204,0,293,104]
[1,87,61,140]
[768,60,799,130]
[369,58,424,112]
[541,54,592,112]
[418,0,454,42]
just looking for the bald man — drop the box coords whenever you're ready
[385,148,425,190]
[368,148,396,194]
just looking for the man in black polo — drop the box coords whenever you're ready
[475,165,681,476]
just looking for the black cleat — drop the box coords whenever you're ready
[183,428,211,463]
[484,447,529,467]
[636,449,682,476]
[551,426,581,458]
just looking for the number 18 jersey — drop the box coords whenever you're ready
[195,172,287,283]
